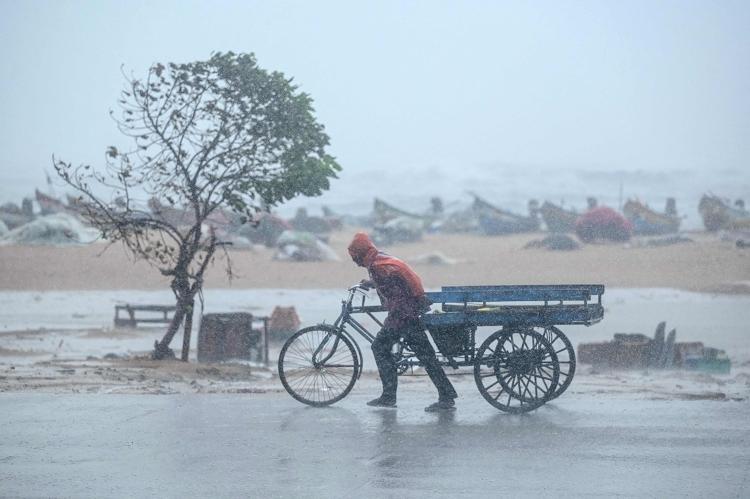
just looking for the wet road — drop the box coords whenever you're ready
[1,387,748,498]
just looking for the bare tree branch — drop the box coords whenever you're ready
[53,52,340,360]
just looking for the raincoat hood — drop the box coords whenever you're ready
[347,232,379,267]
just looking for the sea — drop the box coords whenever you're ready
[3,164,748,231]
[278,164,750,231]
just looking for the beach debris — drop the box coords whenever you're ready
[273,230,339,261]
[215,233,255,249]
[575,206,633,243]
[197,312,269,364]
[524,233,580,251]
[268,306,301,340]
[718,229,750,249]
[0,213,100,246]
[630,234,694,248]
[578,321,731,373]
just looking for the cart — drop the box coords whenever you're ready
[278,283,604,413]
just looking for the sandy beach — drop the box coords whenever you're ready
[1,229,749,400]
[1,229,749,293]
[0,229,750,293]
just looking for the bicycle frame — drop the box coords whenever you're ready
[310,286,381,371]
[334,286,384,340]
[316,285,473,373]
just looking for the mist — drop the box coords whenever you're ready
[1,0,749,203]
[2,4,750,497]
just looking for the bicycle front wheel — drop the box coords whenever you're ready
[278,325,360,406]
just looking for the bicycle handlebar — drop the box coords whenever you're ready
[345,283,373,308]
[347,282,373,293]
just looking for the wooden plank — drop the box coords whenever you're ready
[421,304,604,328]
[125,318,174,324]
[441,284,604,292]
[115,305,177,312]
[439,284,604,299]
[425,288,594,304]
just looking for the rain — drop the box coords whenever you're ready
[1,1,749,497]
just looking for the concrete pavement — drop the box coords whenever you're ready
[1,383,748,498]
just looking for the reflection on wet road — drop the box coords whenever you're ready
[1,387,748,498]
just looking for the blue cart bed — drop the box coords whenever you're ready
[422,284,605,328]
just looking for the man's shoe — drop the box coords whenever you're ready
[367,397,396,408]
[425,399,456,412]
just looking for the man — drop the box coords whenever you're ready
[347,232,457,412]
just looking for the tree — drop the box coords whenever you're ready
[54,52,340,360]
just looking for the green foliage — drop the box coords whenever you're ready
[117,51,340,216]
[54,52,340,274]
[54,51,341,356]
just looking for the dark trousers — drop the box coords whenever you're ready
[371,319,457,402]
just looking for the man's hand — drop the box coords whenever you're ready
[359,279,374,290]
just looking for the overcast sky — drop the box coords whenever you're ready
[1,0,748,197]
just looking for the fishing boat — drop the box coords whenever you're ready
[372,198,429,225]
[370,198,428,245]
[471,195,540,235]
[289,208,336,234]
[35,189,70,215]
[539,201,578,233]
[0,201,34,229]
[698,194,750,231]
[622,198,681,235]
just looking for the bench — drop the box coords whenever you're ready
[114,304,177,328]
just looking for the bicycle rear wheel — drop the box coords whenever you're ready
[278,325,360,406]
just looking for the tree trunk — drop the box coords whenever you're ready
[181,299,195,361]
[153,301,186,360]
[154,235,213,362]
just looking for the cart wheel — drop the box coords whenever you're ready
[473,328,560,413]
[539,326,576,400]
[278,325,360,407]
